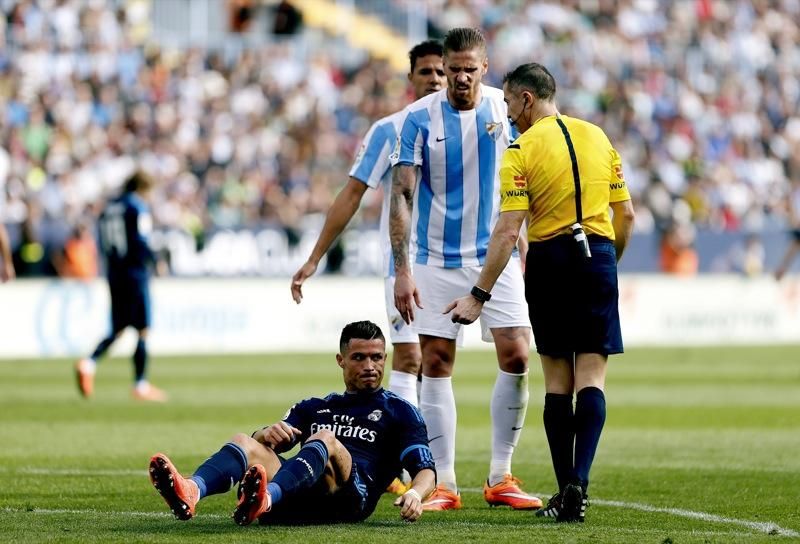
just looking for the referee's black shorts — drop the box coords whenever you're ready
[525,235,623,357]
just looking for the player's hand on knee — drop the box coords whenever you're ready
[394,488,423,522]
[257,421,302,449]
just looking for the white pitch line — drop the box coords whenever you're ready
[2,471,796,538]
[460,487,798,537]
[0,507,226,519]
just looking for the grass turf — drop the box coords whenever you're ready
[1,346,799,543]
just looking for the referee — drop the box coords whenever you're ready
[445,62,634,523]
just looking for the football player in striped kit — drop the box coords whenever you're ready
[389,27,540,512]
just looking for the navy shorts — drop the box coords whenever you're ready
[109,277,151,332]
[260,459,371,524]
[525,235,623,357]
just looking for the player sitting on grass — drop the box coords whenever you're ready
[148,320,436,525]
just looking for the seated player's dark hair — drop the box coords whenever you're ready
[340,321,385,352]
[124,170,155,193]
[443,27,486,56]
[409,39,443,72]
[503,63,557,101]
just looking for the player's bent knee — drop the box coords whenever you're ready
[306,429,336,451]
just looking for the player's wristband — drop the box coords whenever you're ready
[470,285,492,303]
[403,489,422,502]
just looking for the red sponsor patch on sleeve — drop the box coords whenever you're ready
[513,175,526,188]
[614,165,624,180]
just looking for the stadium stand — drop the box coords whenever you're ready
[1,0,799,276]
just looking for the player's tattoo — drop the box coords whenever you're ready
[390,165,416,272]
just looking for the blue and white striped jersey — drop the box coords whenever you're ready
[390,85,512,268]
[348,109,407,277]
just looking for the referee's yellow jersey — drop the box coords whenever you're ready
[499,114,631,242]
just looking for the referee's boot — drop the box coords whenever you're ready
[556,483,588,523]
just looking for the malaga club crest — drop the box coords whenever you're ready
[486,121,504,141]
[367,410,383,422]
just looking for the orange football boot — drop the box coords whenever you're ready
[386,477,410,495]
[149,453,200,520]
[233,464,272,526]
[75,359,95,398]
[421,484,462,511]
[132,383,168,402]
[483,474,542,510]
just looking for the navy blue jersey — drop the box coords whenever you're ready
[282,388,434,514]
[98,192,155,280]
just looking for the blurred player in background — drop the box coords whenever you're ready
[390,28,538,511]
[447,63,635,522]
[75,171,166,402]
[291,39,445,410]
[149,320,436,525]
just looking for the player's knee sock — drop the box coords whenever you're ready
[133,338,147,383]
[489,370,529,486]
[543,393,575,491]
[270,440,329,502]
[191,442,248,499]
[573,387,606,491]
[420,376,457,491]
[90,335,116,361]
[389,370,418,408]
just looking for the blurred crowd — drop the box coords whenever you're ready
[1,0,799,277]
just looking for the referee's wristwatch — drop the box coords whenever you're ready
[470,285,492,303]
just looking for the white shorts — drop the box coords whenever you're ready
[412,259,530,342]
[384,276,419,344]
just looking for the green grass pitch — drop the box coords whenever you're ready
[1,346,799,543]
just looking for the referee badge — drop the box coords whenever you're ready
[485,121,504,141]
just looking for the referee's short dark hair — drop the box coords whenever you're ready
[409,39,443,72]
[503,63,557,102]
[443,27,486,57]
[339,321,385,353]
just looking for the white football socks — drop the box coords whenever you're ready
[488,369,529,486]
[388,370,418,408]
[420,375,457,492]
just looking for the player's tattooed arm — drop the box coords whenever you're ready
[390,164,416,273]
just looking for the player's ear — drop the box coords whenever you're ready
[336,353,345,368]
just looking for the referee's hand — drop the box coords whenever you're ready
[444,296,482,325]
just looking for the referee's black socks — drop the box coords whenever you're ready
[543,393,575,491]
[573,386,606,492]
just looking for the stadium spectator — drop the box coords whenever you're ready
[774,178,800,280]
[446,62,634,522]
[74,171,166,402]
[0,221,13,282]
[659,222,699,276]
[53,221,98,279]
[291,39,444,409]
[390,28,539,512]
[148,320,436,525]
